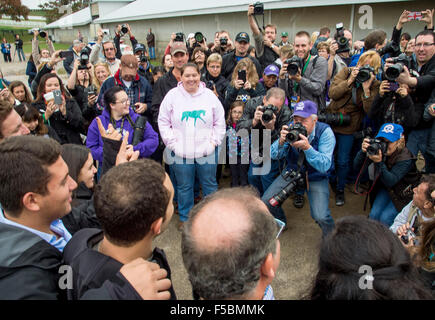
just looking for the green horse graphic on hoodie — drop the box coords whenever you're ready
[181,110,206,126]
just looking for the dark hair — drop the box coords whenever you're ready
[401,32,411,41]
[421,174,435,204]
[181,187,277,300]
[94,159,171,246]
[9,81,32,104]
[227,100,245,126]
[247,45,256,56]
[61,144,90,185]
[180,62,200,76]
[415,30,435,43]
[0,135,61,216]
[35,73,71,103]
[0,100,14,140]
[15,103,48,136]
[191,47,206,63]
[364,30,387,50]
[295,31,311,42]
[309,215,433,300]
[319,26,331,36]
[103,85,124,113]
[152,66,165,75]
[416,219,435,272]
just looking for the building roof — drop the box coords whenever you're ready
[94,0,408,24]
[45,6,92,29]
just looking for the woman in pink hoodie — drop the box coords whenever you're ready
[158,63,226,229]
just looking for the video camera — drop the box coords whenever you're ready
[318,112,351,127]
[366,138,388,156]
[29,28,47,38]
[286,123,308,144]
[355,64,375,84]
[260,105,278,123]
[175,32,185,42]
[335,23,349,54]
[384,53,411,81]
[284,56,303,76]
[268,169,305,208]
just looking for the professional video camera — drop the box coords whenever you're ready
[260,105,278,123]
[286,123,308,144]
[29,28,47,38]
[78,47,90,69]
[384,53,412,81]
[377,40,401,58]
[285,56,303,76]
[335,23,349,54]
[318,112,351,127]
[175,32,185,42]
[253,2,264,15]
[355,64,375,84]
[366,138,388,156]
[268,169,305,208]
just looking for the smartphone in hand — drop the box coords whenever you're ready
[407,12,422,21]
[53,90,63,105]
[238,70,246,83]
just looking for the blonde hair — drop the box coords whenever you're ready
[358,51,382,74]
[207,53,222,66]
[92,62,110,92]
[311,31,319,45]
[316,41,330,54]
[230,58,259,88]
[280,45,294,59]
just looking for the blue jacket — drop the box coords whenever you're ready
[86,106,158,167]
[97,69,153,119]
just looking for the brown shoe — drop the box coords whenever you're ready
[177,221,184,231]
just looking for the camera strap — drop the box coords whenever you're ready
[354,156,381,211]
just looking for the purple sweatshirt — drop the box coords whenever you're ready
[158,82,226,159]
[86,107,158,166]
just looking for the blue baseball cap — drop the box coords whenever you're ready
[293,100,318,118]
[375,123,404,142]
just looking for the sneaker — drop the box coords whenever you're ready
[335,191,345,206]
[293,194,305,209]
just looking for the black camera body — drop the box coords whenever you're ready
[260,105,278,123]
[335,23,349,54]
[356,64,375,84]
[120,24,129,36]
[84,84,96,98]
[174,32,184,42]
[385,53,411,81]
[78,48,90,69]
[285,56,303,76]
[377,40,401,58]
[268,169,305,207]
[206,80,215,90]
[194,32,204,44]
[253,2,264,15]
[286,123,308,143]
[353,127,373,140]
[318,112,351,127]
[29,28,47,38]
[219,37,228,46]
[139,54,148,63]
[366,138,388,156]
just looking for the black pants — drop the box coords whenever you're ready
[3,53,11,62]
[230,162,249,187]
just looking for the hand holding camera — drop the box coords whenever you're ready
[347,67,360,86]
[253,106,264,127]
[259,105,277,129]
[279,125,289,145]
[48,50,65,68]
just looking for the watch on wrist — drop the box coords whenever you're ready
[271,44,275,49]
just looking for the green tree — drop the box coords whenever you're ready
[39,0,91,24]
[0,0,30,21]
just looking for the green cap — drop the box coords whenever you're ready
[281,32,288,37]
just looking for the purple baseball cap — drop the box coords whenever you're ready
[293,100,318,118]
[264,64,279,77]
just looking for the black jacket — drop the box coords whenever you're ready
[150,68,178,133]
[237,95,293,155]
[221,51,263,81]
[413,53,435,108]
[63,228,177,300]
[32,98,85,145]
[201,71,229,114]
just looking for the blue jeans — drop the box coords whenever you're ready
[169,164,200,203]
[369,187,398,227]
[407,128,429,159]
[262,175,335,237]
[149,47,156,59]
[170,153,218,222]
[334,133,354,192]
[17,48,25,61]
[248,158,283,197]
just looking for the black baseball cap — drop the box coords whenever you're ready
[134,43,146,54]
[235,32,250,43]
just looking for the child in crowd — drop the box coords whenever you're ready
[226,101,250,187]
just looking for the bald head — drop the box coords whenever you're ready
[182,187,277,300]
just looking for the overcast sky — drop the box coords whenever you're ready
[22,0,49,10]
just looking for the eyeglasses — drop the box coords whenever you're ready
[208,65,221,69]
[231,110,243,115]
[415,42,435,48]
[275,218,285,239]
[115,98,130,105]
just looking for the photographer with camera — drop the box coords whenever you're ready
[211,30,234,56]
[133,43,154,84]
[261,100,336,236]
[31,29,55,69]
[67,59,99,132]
[186,32,211,60]
[278,31,328,111]
[326,50,381,206]
[354,123,418,227]
[63,40,86,76]
[236,88,291,195]
[329,25,353,78]
[114,24,138,59]
[90,29,121,76]
[191,46,208,76]
[221,32,263,81]
[247,3,280,71]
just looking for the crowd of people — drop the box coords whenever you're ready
[0,4,434,300]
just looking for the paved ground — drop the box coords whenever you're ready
[2,59,370,300]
